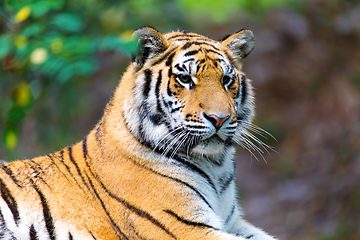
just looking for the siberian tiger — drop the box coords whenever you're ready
[0,27,277,240]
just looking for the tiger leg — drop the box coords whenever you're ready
[228,218,277,240]
[205,229,260,240]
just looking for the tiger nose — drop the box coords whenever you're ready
[204,114,230,131]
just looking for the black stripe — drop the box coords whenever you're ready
[0,165,22,188]
[90,232,97,240]
[0,179,20,225]
[170,155,217,193]
[167,33,201,40]
[68,146,83,179]
[240,75,247,104]
[140,46,151,65]
[80,152,125,240]
[196,59,206,73]
[172,37,211,42]
[119,199,176,239]
[182,41,220,51]
[219,173,234,195]
[0,210,5,224]
[234,75,240,99]
[167,75,174,96]
[69,232,73,240]
[126,151,214,212]
[30,225,38,240]
[138,126,216,193]
[138,102,148,141]
[68,146,93,193]
[165,53,175,67]
[143,69,153,97]
[187,125,206,129]
[174,64,185,72]
[170,106,183,113]
[110,132,213,212]
[32,184,55,240]
[182,58,195,64]
[59,150,73,177]
[47,154,72,184]
[146,139,217,193]
[224,204,236,224]
[184,50,199,56]
[115,196,176,239]
[149,114,162,125]
[0,210,6,229]
[162,175,213,211]
[213,60,218,68]
[58,151,86,195]
[152,49,177,66]
[25,160,51,188]
[164,210,217,230]
[87,170,176,239]
[82,136,88,160]
[204,49,224,57]
[155,70,165,114]
[85,173,127,240]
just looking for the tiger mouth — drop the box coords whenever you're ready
[182,133,229,152]
[152,126,232,156]
[199,135,224,144]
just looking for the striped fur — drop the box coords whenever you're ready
[0,27,277,239]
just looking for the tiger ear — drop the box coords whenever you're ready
[132,27,169,71]
[221,29,255,59]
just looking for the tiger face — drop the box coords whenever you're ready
[126,27,255,159]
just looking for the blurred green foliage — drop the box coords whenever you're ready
[0,0,291,152]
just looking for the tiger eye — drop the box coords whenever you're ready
[178,75,192,84]
[222,75,233,86]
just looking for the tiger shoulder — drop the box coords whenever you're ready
[0,27,278,240]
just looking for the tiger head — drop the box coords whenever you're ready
[121,27,255,159]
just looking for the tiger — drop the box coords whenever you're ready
[0,27,277,240]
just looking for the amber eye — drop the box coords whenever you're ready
[222,75,233,86]
[177,74,192,84]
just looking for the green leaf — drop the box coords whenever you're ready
[0,35,12,59]
[21,23,45,37]
[7,107,26,122]
[57,60,96,83]
[50,13,84,33]
[120,40,138,56]
[99,36,138,55]
[38,54,66,76]
[30,0,64,17]
[7,0,64,15]
[6,0,33,11]
[58,37,96,58]
[99,36,124,51]
[2,126,19,150]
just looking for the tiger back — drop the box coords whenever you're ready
[0,27,277,240]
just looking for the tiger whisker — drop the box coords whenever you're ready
[233,137,260,161]
[153,125,185,152]
[243,131,277,156]
[238,120,277,142]
[240,136,267,162]
[170,131,189,159]
[161,130,186,159]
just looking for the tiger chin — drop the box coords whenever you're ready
[0,27,277,240]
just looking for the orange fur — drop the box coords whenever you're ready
[0,27,277,240]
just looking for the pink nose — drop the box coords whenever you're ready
[204,114,230,131]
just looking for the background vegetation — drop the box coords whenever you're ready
[1,0,359,239]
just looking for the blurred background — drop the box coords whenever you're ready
[1,0,360,239]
